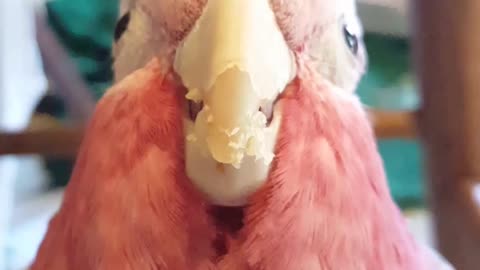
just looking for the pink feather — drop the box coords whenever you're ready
[31,58,450,269]
[31,60,216,269]
[217,60,430,269]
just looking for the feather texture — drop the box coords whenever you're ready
[33,0,455,268]
[217,60,451,269]
[30,60,216,270]
[30,58,453,269]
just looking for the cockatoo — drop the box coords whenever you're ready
[31,0,454,269]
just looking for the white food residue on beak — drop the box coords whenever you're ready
[174,0,295,167]
[174,0,295,206]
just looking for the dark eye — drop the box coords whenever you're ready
[114,12,131,42]
[343,24,358,55]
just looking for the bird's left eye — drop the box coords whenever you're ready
[343,24,359,55]
[114,12,131,42]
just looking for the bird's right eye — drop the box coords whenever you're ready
[343,23,359,56]
[114,12,131,42]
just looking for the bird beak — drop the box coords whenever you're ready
[174,0,295,168]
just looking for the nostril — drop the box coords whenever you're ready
[188,100,204,121]
[259,103,273,126]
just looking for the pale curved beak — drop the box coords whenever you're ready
[174,0,295,167]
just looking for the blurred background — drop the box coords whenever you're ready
[0,0,428,269]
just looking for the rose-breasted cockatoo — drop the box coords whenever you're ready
[31,0,454,269]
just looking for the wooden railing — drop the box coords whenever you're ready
[0,110,416,157]
[413,0,480,269]
[0,126,84,157]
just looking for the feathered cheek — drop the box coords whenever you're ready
[269,0,336,50]
[137,0,208,42]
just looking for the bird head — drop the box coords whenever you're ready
[113,0,367,206]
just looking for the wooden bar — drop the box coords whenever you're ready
[0,127,83,157]
[412,1,480,269]
[0,110,417,157]
[368,109,416,139]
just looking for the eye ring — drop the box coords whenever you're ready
[343,24,359,55]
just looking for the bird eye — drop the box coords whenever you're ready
[114,12,131,42]
[343,24,359,55]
